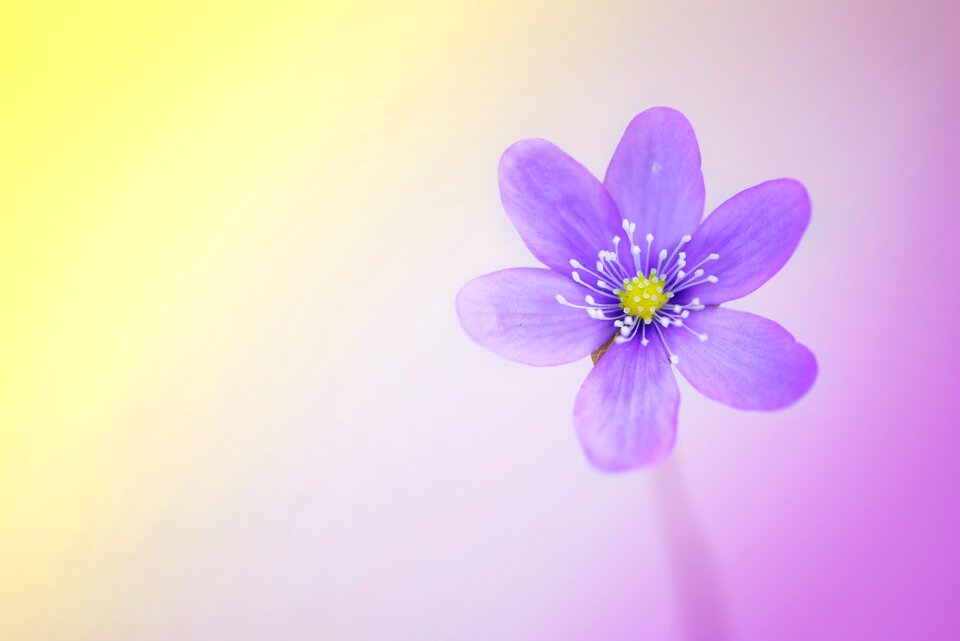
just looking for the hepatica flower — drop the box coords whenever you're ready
[456,108,817,471]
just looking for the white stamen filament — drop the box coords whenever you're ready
[557,220,720,362]
[622,219,643,274]
[643,233,654,273]
[571,271,618,299]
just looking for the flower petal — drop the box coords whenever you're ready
[456,267,616,367]
[573,339,679,471]
[680,179,811,305]
[603,107,705,252]
[499,139,622,274]
[671,307,817,410]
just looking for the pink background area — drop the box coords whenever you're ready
[4,0,960,639]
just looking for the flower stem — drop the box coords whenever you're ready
[652,454,732,640]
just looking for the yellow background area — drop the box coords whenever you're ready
[0,1,599,635]
[0,1,499,635]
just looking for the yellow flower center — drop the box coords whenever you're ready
[618,270,673,322]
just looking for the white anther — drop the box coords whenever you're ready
[622,219,630,231]
[706,275,719,283]
[708,253,720,260]
[698,333,708,342]
[641,338,650,346]
[658,249,667,261]
[572,271,583,282]
[669,355,679,365]
[585,295,596,305]
[681,235,692,243]
[694,269,704,278]
[556,294,567,304]
[673,304,682,313]
[569,259,584,269]
[673,319,684,327]
[646,233,654,242]
[681,311,690,319]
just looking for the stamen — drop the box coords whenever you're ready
[678,324,708,342]
[556,294,624,319]
[613,315,641,344]
[598,249,630,282]
[643,233,654,273]
[660,235,691,280]
[652,321,680,365]
[671,273,719,293]
[558,219,720,346]
[619,220,645,275]
[668,252,719,289]
[662,254,687,284]
[571,271,618,298]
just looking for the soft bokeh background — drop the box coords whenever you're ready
[3,0,959,639]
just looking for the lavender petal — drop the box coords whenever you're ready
[456,267,616,366]
[672,307,817,410]
[573,339,679,471]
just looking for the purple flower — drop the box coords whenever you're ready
[456,107,817,472]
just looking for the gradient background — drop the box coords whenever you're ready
[3,1,959,639]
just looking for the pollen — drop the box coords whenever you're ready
[618,271,673,322]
